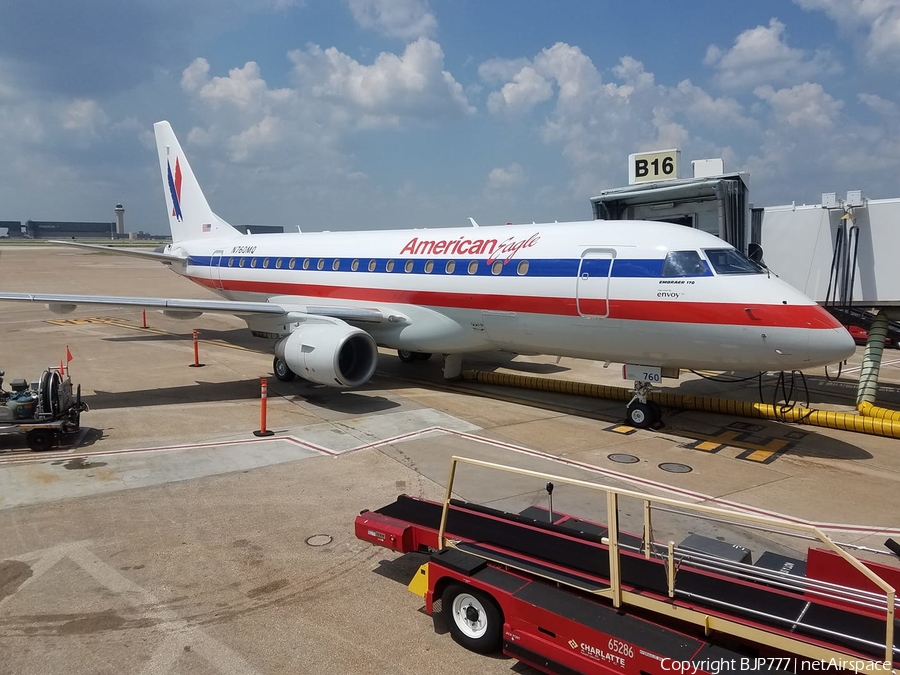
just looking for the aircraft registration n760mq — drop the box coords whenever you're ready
[0,121,855,428]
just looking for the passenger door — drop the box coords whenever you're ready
[576,248,615,318]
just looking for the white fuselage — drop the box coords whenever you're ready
[167,219,853,371]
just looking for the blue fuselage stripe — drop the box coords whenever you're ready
[187,255,713,279]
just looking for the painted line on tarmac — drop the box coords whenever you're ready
[3,424,897,537]
[0,435,338,466]
[840,357,900,374]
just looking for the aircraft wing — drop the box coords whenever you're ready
[0,292,394,324]
[47,240,185,264]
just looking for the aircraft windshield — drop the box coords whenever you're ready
[703,248,766,275]
[661,250,709,277]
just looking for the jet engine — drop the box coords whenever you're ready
[274,324,378,388]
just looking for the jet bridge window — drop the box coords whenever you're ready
[703,248,765,275]
[662,251,708,277]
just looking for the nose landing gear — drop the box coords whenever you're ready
[626,381,663,429]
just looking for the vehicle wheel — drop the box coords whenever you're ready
[648,401,662,424]
[397,350,416,363]
[626,401,654,429]
[26,429,55,452]
[441,584,502,654]
[414,352,433,361]
[273,357,296,382]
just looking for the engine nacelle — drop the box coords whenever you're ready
[275,324,377,388]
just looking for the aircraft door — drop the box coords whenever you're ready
[210,249,224,291]
[576,248,614,318]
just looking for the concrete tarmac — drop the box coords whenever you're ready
[1,245,899,675]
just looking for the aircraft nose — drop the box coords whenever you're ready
[808,326,857,366]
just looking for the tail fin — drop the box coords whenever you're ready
[153,121,243,243]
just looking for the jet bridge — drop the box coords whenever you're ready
[590,172,752,255]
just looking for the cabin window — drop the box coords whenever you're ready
[491,261,503,275]
[467,260,478,275]
[263,258,270,268]
[303,258,310,270]
[424,260,434,274]
[404,260,413,273]
[351,259,359,271]
[517,260,529,276]
[275,258,282,269]
[386,260,395,273]
[445,260,456,274]
[239,258,245,268]
[332,259,340,271]
[228,258,234,267]
[661,250,708,277]
[703,248,765,275]
[251,258,258,268]
[368,259,376,272]
[317,259,325,270]
[289,259,296,270]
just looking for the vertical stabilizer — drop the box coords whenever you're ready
[153,121,243,243]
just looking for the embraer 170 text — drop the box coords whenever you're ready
[0,121,855,428]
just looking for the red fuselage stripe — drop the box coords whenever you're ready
[188,276,841,329]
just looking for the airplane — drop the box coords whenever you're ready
[0,121,855,429]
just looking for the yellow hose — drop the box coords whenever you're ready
[858,401,900,421]
[463,370,900,439]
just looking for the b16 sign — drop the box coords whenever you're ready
[628,149,680,185]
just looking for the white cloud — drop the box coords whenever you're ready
[859,92,900,117]
[754,82,843,129]
[477,57,531,85]
[184,59,282,111]
[486,163,526,191]
[289,38,474,127]
[705,19,834,89]
[346,0,437,40]
[794,0,900,66]
[60,99,110,135]
[486,67,553,115]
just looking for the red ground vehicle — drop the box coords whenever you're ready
[356,457,899,674]
[845,325,894,347]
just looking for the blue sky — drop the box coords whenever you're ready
[1,0,899,234]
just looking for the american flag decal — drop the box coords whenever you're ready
[201,223,211,232]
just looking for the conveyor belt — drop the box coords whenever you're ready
[376,495,899,662]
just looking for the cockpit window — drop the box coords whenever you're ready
[662,250,709,277]
[703,248,765,275]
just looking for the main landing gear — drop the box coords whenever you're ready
[397,350,432,363]
[626,381,662,429]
